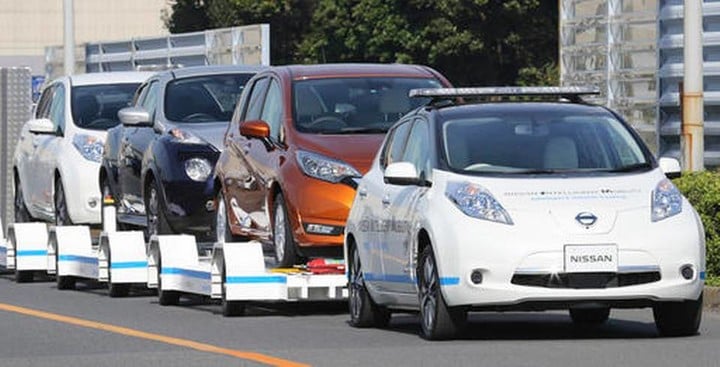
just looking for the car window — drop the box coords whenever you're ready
[48,84,66,134]
[164,73,253,123]
[292,77,441,134]
[140,81,160,121]
[440,106,650,174]
[260,79,283,141]
[35,85,54,119]
[401,119,431,180]
[242,77,270,122]
[71,83,140,130]
[381,120,412,169]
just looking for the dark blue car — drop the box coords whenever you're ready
[100,65,265,240]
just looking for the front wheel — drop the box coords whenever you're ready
[14,176,32,223]
[54,179,73,226]
[216,191,243,244]
[145,180,171,241]
[653,294,703,337]
[418,245,466,340]
[348,242,390,328]
[272,193,298,267]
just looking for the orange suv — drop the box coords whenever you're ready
[215,64,450,266]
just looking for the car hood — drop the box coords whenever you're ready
[292,133,385,174]
[438,169,669,235]
[168,122,228,151]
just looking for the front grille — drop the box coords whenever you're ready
[511,271,661,289]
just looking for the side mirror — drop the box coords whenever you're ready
[27,118,56,135]
[384,162,430,186]
[118,107,152,127]
[239,119,270,139]
[658,157,681,179]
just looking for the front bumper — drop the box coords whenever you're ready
[431,203,705,308]
[161,179,215,237]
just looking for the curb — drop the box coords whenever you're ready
[705,286,720,310]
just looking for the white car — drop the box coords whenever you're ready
[344,87,705,340]
[13,72,153,225]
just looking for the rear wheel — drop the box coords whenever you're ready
[54,179,72,226]
[348,242,390,328]
[653,293,703,337]
[14,175,32,223]
[145,180,171,241]
[569,307,610,325]
[418,245,466,340]
[272,193,298,267]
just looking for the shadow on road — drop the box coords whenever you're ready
[381,312,661,340]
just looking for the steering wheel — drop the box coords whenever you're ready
[305,114,347,129]
[182,113,216,122]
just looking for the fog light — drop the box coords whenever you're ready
[471,270,483,284]
[680,264,694,280]
[88,198,98,208]
[304,223,343,235]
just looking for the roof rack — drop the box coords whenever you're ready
[409,86,600,105]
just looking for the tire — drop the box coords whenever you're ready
[106,246,130,297]
[348,242,390,328]
[56,254,75,290]
[157,253,180,306]
[653,293,703,337]
[418,245,466,340]
[15,270,33,283]
[145,179,171,241]
[272,193,298,267]
[14,175,32,223]
[216,191,243,244]
[54,179,73,226]
[221,265,246,317]
[569,307,610,325]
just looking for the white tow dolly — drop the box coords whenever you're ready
[1,221,49,283]
[147,235,349,316]
[46,205,148,296]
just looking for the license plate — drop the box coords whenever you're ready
[564,244,618,273]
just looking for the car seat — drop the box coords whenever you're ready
[73,94,100,125]
[379,89,410,122]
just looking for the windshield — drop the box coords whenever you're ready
[71,83,140,130]
[442,107,651,174]
[292,77,441,134]
[165,73,253,123]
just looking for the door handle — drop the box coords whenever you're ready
[358,188,367,198]
[382,195,391,206]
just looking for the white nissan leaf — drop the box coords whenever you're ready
[344,87,705,340]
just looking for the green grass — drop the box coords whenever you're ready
[706,276,720,287]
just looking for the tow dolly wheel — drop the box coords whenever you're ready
[56,254,75,290]
[107,249,130,298]
[221,266,246,317]
[15,270,33,283]
[157,254,180,306]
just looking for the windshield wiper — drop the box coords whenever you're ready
[334,127,389,134]
[603,162,652,173]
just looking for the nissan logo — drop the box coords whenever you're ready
[575,212,598,227]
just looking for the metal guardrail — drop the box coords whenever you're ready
[45,24,270,80]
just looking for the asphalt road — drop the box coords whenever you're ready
[0,271,718,367]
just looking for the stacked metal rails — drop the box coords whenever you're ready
[0,67,32,230]
[45,24,270,80]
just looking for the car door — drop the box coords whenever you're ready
[381,118,432,295]
[34,83,67,218]
[18,85,54,218]
[225,76,270,236]
[360,119,413,293]
[118,80,160,214]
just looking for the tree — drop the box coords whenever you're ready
[162,0,210,33]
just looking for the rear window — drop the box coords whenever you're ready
[164,74,253,123]
[292,77,441,134]
[71,83,140,130]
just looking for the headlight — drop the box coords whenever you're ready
[170,128,204,144]
[445,182,513,225]
[72,134,104,163]
[651,178,683,222]
[184,158,212,182]
[296,150,361,183]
